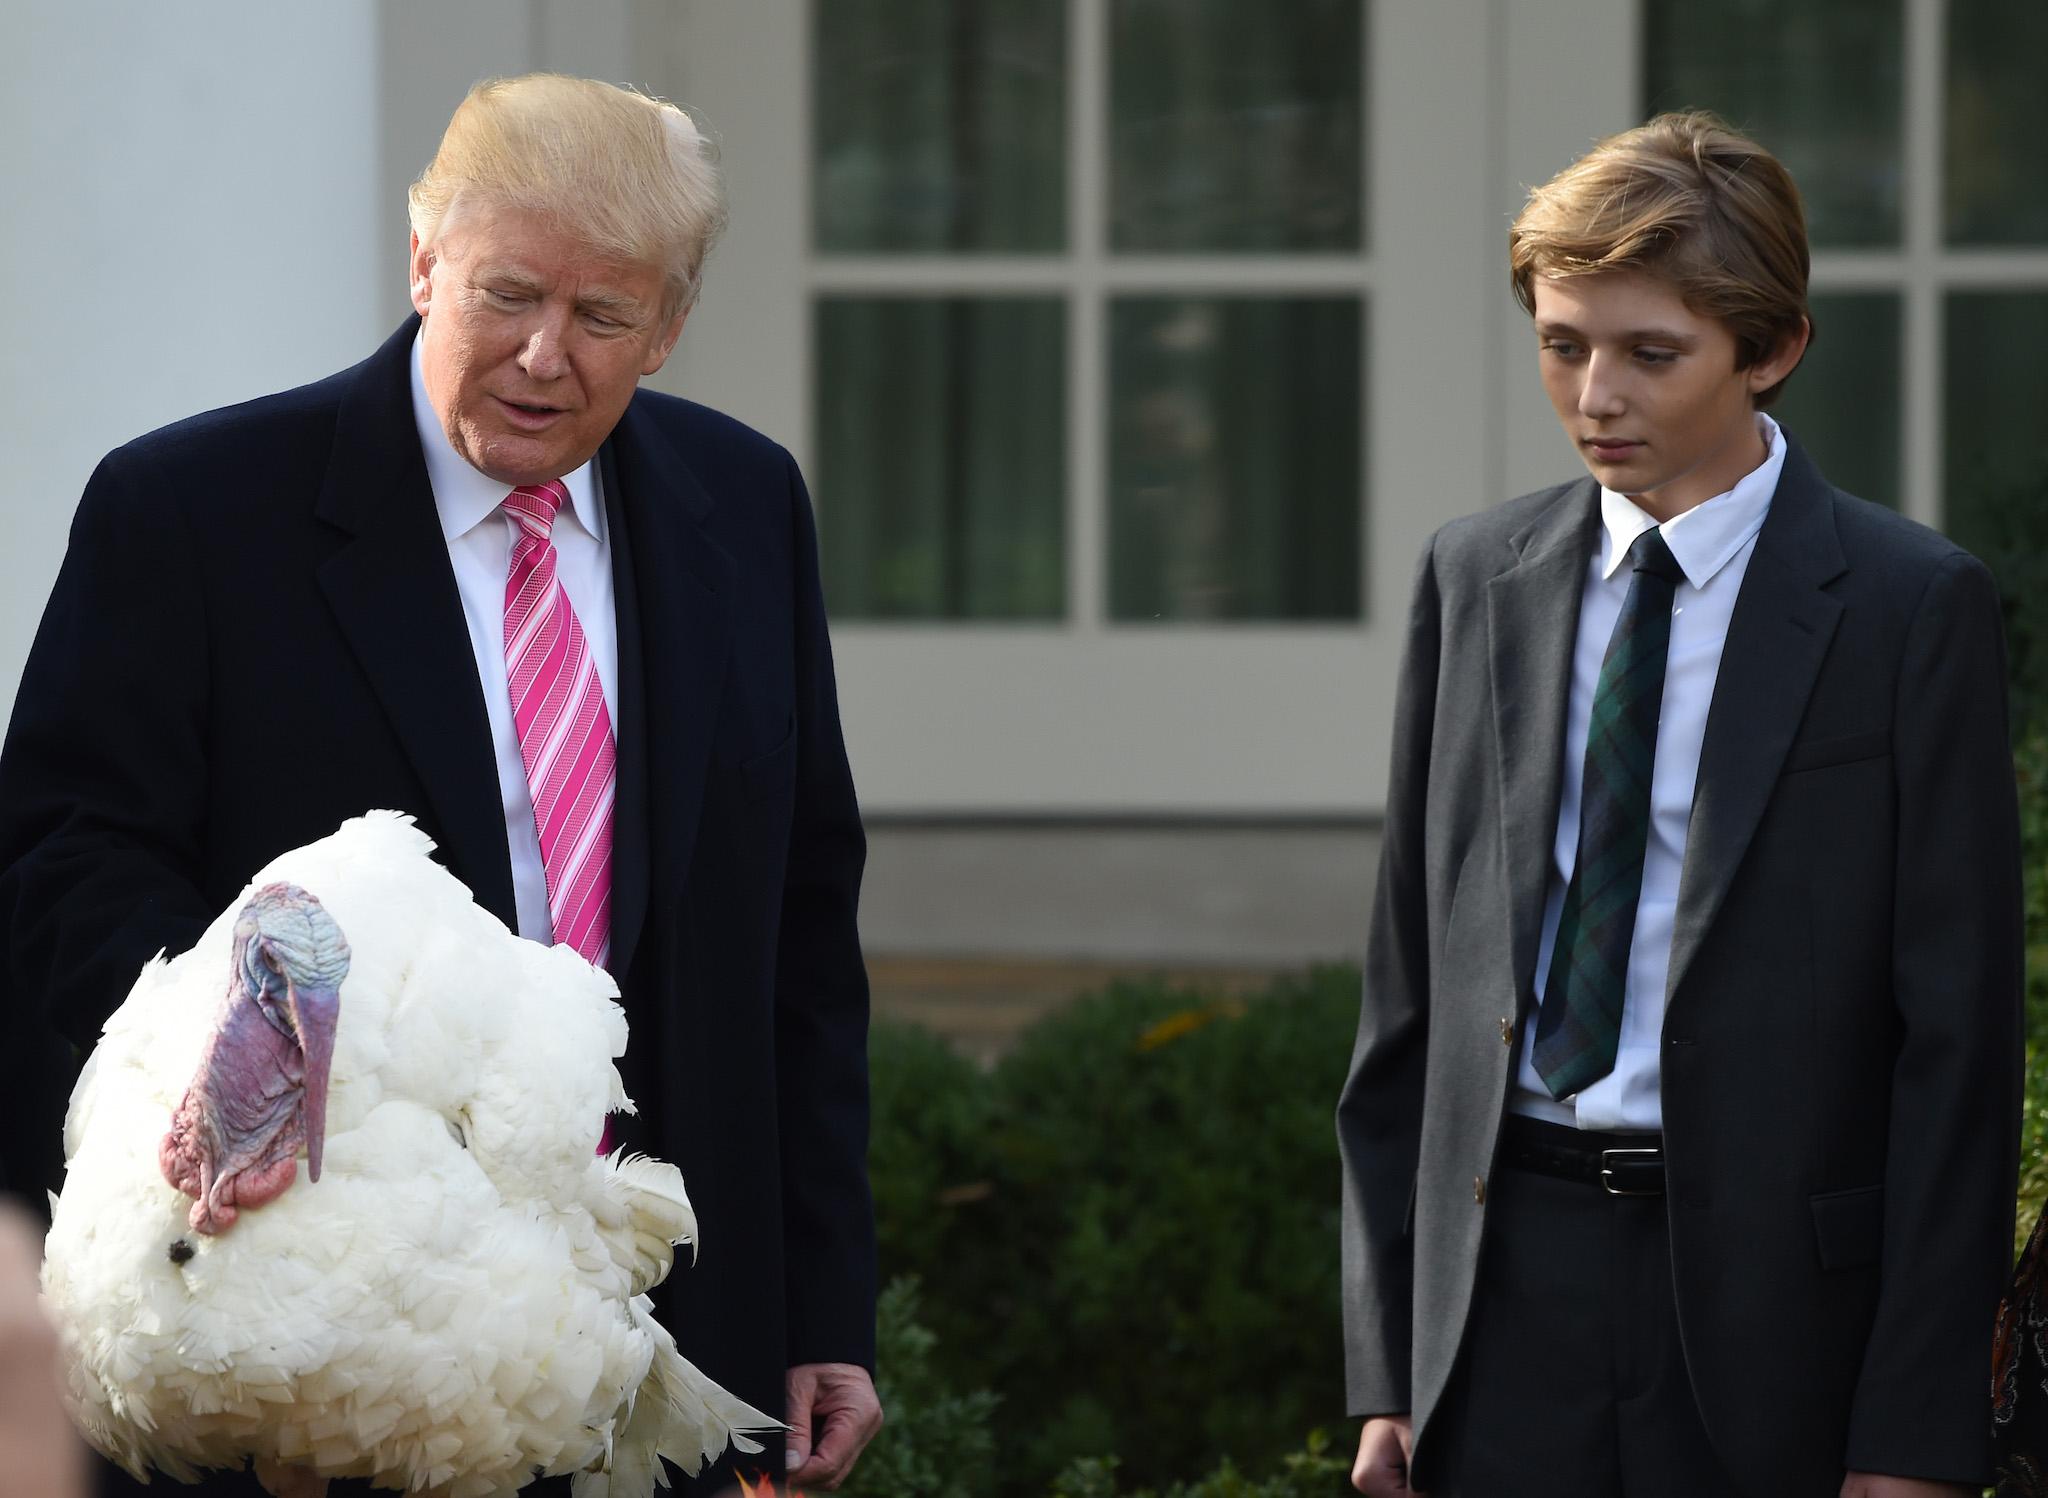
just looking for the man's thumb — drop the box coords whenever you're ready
[784,1370,815,1470]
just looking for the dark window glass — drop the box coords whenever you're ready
[1774,292,1901,509]
[1945,0,2048,245]
[1110,0,1364,252]
[1109,297,1362,620]
[817,298,1066,619]
[1945,293,2048,549]
[814,0,1066,252]
[1643,0,1903,247]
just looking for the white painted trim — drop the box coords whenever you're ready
[1901,0,1947,526]
[809,256,1378,291]
[1069,0,1110,632]
[1812,250,2048,288]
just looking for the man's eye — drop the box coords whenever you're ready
[1636,349,1679,365]
[1541,341,1582,359]
[484,289,527,307]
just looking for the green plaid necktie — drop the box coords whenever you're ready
[1533,527,1685,1099]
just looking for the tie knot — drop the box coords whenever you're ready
[503,479,570,539]
[1628,528,1684,585]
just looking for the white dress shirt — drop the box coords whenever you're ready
[408,332,619,946]
[1511,414,1788,1131]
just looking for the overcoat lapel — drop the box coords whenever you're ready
[1665,443,1846,1006]
[601,396,738,971]
[599,440,652,984]
[1487,481,1602,1012]
[312,322,517,926]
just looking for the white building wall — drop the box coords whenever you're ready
[1,2,384,715]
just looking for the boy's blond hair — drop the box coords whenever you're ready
[1509,111,1811,406]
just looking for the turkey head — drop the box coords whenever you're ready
[159,882,350,1235]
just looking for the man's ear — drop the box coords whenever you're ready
[1748,315,1812,398]
[642,307,690,377]
[409,232,436,319]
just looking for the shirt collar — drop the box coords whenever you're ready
[409,329,603,546]
[1596,411,1785,589]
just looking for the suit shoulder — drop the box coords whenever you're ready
[1824,485,1987,590]
[96,365,352,494]
[626,388,792,472]
[1424,477,1585,569]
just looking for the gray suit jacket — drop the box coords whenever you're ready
[1337,440,2024,1494]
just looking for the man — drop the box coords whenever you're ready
[0,75,880,1494]
[1338,112,2022,1498]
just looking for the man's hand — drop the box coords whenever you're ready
[1352,1414,1424,1496]
[0,1206,85,1498]
[785,1361,882,1490]
[1838,1474,1975,1497]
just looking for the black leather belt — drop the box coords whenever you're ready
[1500,1114,1665,1197]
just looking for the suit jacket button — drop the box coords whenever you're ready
[1474,1175,1487,1205]
[1499,1017,1514,1045]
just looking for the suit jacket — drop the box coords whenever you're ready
[0,319,875,1490]
[1337,440,2024,1495]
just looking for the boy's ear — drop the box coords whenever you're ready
[1747,315,1812,399]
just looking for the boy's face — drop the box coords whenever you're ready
[1530,269,1803,521]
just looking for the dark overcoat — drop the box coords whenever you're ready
[0,318,875,1495]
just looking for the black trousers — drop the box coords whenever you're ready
[1418,1155,1741,1498]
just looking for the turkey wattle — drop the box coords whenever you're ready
[41,811,776,1497]
[158,881,349,1236]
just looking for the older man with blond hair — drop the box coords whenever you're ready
[0,74,880,1495]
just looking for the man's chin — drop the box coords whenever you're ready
[453,426,580,488]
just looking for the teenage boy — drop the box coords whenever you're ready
[1337,111,2022,1498]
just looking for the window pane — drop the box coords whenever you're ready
[1773,292,1900,510]
[1642,0,1903,247]
[1109,298,1362,620]
[1946,0,2048,245]
[1945,293,2048,551]
[817,298,1066,619]
[813,0,1065,252]
[1110,0,1363,253]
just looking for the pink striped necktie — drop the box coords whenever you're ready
[502,479,616,973]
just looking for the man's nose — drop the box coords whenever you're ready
[1577,352,1627,418]
[518,312,570,381]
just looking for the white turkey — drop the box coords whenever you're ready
[40,810,777,1496]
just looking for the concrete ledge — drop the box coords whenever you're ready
[859,820,1381,967]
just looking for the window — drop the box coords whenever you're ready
[811,0,1369,624]
[1643,0,2048,530]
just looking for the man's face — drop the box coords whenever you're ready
[410,198,686,486]
[1531,270,1802,520]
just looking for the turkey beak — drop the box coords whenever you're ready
[288,981,340,1182]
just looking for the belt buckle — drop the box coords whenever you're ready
[1600,1147,1662,1197]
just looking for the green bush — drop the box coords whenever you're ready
[2014,727,2048,1258]
[866,1019,995,1279]
[868,967,1361,1497]
[1048,1431,1350,1498]
[840,1276,1000,1498]
[1949,464,2048,737]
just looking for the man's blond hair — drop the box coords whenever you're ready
[409,73,727,318]
[1509,111,1811,406]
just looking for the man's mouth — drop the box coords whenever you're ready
[494,395,566,429]
[1584,438,1643,460]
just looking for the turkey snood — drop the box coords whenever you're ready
[160,883,349,1234]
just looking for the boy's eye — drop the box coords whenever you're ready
[1542,340,1583,359]
[1635,349,1679,365]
